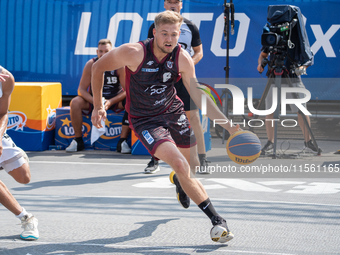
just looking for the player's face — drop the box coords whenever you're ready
[96,44,112,58]
[164,0,182,13]
[154,23,181,54]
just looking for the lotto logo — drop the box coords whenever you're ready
[7,111,27,131]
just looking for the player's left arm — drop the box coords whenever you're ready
[179,50,239,135]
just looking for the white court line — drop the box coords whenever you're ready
[0,240,297,255]
[14,193,340,208]
[30,160,146,166]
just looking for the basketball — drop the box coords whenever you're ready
[226,130,261,165]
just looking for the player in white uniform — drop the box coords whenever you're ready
[0,66,39,240]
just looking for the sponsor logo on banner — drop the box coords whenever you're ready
[7,111,27,131]
[57,117,91,139]
[46,105,56,130]
[100,120,122,140]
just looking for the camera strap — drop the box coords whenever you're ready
[288,24,295,49]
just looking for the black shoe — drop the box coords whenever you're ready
[144,158,160,174]
[334,150,340,155]
[210,215,234,243]
[304,140,322,153]
[169,171,190,209]
[261,140,273,155]
[116,141,122,153]
[116,139,125,153]
[197,157,211,174]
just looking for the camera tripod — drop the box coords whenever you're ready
[220,0,235,143]
[253,53,321,158]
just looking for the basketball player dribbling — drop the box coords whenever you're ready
[91,10,240,243]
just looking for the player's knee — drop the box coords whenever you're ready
[172,158,190,177]
[70,97,83,111]
[19,172,31,184]
[13,167,31,184]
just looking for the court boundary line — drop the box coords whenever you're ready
[0,240,297,255]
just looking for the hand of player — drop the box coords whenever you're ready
[0,74,10,82]
[104,100,112,111]
[227,124,242,135]
[91,107,106,128]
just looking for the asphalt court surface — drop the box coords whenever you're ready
[1,138,340,255]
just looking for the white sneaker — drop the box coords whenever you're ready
[66,139,77,152]
[20,214,39,240]
[121,140,131,154]
[210,216,233,243]
[65,139,84,152]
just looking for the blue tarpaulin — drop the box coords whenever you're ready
[1,0,339,100]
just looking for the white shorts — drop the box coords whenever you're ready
[0,134,27,173]
[265,76,307,113]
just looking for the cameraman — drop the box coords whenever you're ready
[257,19,320,155]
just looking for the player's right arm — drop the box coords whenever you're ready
[91,43,143,128]
[178,50,240,135]
[78,59,94,104]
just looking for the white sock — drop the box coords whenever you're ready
[16,207,28,219]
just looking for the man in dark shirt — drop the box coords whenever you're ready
[66,39,130,153]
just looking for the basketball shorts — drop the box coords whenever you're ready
[265,76,307,113]
[175,79,198,111]
[0,134,26,173]
[130,102,197,156]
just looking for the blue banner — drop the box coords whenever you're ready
[1,0,339,100]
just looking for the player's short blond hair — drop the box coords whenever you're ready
[98,39,112,47]
[154,10,183,29]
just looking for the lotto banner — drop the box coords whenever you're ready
[94,111,129,150]
[1,0,339,100]
[55,107,93,149]
[55,107,127,150]
[7,82,62,151]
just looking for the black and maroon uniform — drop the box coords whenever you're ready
[125,38,196,155]
[89,57,123,100]
[84,57,125,115]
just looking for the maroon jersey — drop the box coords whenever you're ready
[125,38,182,118]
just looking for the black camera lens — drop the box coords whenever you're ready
[266,34,277,46]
